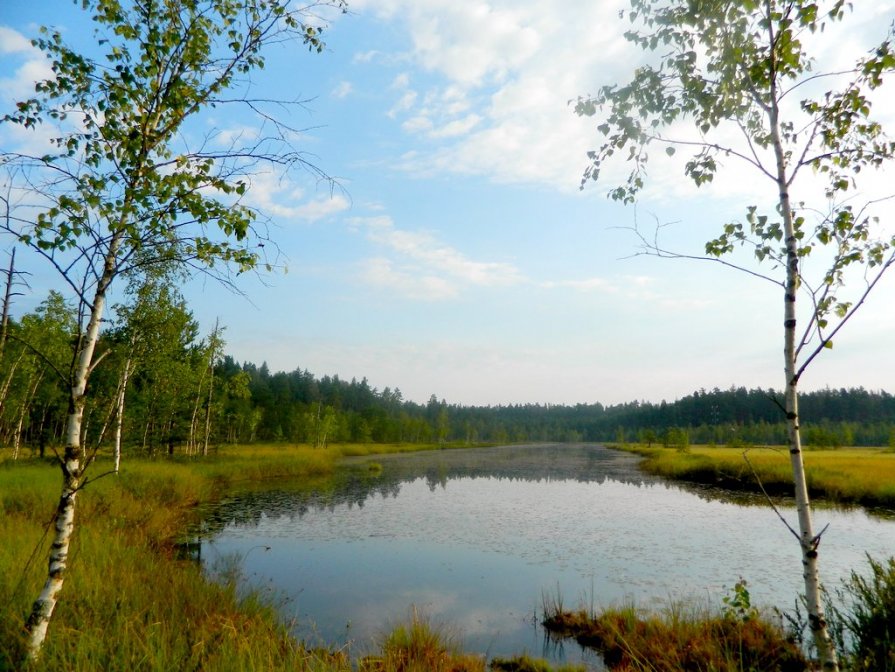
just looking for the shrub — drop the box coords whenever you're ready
[836,556,895,671]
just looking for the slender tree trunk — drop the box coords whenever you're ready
[202,363,214,456]
[37,405,48,458]
[1,247,15,362]
[0,349,25,416]
[769,61,839,669]
[93,380,122,452]
[189,365,207,454]
[113,358,132,474]
[24,234,120,661]
[12,367,43,461]
[202,319,221,456]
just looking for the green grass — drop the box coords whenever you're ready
[542,599,807,672]
[614,444,895,508]
[360,609,485,672]
[0,442,482,671]
[489,654,585,671]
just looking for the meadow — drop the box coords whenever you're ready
[615,444,895,509]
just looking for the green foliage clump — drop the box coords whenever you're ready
[834,556,895,671]
[360,609,484,672]
[543,595,807,672]
[489,654,585,671]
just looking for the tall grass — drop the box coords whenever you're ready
[830,556,895,671]
[359,609,485,672]
[542,595,807,672]
[617,444,895,507]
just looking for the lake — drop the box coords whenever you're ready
[200,444,895,669]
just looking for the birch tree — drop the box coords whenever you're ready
[576,2,895,669]
[110,275,192,469]
[0,0,344,659]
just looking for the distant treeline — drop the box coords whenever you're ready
[236,364,895,448]
[3,288,894,456]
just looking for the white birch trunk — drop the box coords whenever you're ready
[189,363,208,455]
[202,363,214,456]
[768,58,839,669]
[12,367,44,460]
[113,358,132,474]
[25,234,120,661]
[0,349,25,416]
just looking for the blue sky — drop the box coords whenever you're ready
[2,1,894,406]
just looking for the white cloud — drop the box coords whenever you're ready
[211,124,261,147]
[391,73,411,89]
[348,0,631,189]
[244,171,348,221]
[0,26,53,103]
[348,0,895,199]
[293,193,350,221]
[353,50,380,64]
[331,81,353,98]
[0,26,33,53]
[348,214,524,299]
[361,257,458,300]
[401,115,433,133]
[389,90,418,118]
[428,113,481,139]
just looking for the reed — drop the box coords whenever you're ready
[359,609,484,672]
[542,597,807,672]
[617,444,895,507]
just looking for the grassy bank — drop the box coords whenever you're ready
[1,441,537,672]
[614,444,895,509]
[542,597,807,672]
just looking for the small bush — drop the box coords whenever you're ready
[835,555,895,671]
[542,591,807,672]
[360,610,484,672]
[489,654,585,671]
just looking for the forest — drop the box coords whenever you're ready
[4,283,894,459]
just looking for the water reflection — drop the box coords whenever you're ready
[200,444,659,535]
[201,444,895,669]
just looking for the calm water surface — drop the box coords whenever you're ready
[201,444,895,668]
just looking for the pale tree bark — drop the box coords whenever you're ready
[0,349,25,417]
[1,247,15,361]
[113,356,133,474]
[202,360,214,456]
[0,250,22,420]
[24,233,121,660]
[189,363,208,455]
[12,365,43,460]
[202,320,221,457]
[769,55,838,669]
[90,376,123,459]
